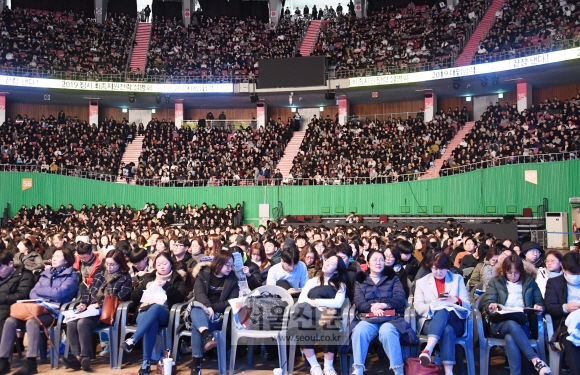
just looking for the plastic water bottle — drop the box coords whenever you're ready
[261,344,268,359]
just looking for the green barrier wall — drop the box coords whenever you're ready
[1,159,579,220]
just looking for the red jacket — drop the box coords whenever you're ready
[73,255,102,286]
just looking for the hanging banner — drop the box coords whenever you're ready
[175,102,184,128]
[22,178,32,191]
[89,103,98,125]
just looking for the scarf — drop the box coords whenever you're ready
[155,270,173,284]
[50,266,67,279]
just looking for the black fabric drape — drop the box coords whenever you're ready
[152,0,182,22]
[107,0,137,18]
[198,0,268,22]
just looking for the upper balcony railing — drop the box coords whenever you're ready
[0,35,578,85]
[0,151,577,187]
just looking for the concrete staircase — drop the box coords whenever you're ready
[421,121,476,179]
[299,20,321,56]
[116,135,144,184]
[129,22,152,73]
[454,0,503,66]
[276,131,306,178]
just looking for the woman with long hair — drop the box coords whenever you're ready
[483,255,549,374]
[122,252,187,374]
[189,250,240,375]
[60,250,132,372]
[294,254,349,375]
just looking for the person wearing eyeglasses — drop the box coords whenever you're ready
[535,250,563,297]
[520,241,546,269]
[482,255,550,375]
[188,250,239,375]
[60,250,132,372]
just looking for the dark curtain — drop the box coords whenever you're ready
[368,0,439,13]
[152,0,182,22]
[198,0,268,22]
[12,0,93,15]
[107,0,137,18]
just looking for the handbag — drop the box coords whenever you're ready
[99,294,121,326]
[549,321,567,353]
[246,292,288,329]
[10,303,56,349]
[357,309,396,324]
[10,303,51,321]
[404,357,443,375]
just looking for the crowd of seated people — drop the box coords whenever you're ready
[314,0,490,75]
[289,113,457,184]
[442,95,580,176]
[473,0,580,63]
[0,113,134,180]
[1,203,568,375]
[135,117,293,186]
[0,8,135,77]
[145,15,306,79]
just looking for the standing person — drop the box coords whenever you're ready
[60,250,132,372]
[0,251,35,343]
[0,249,78,375]
[311,5,318,19]
[303,4,309,17]
[414,252,470,375]
[350,250,407,375]
[122,253,187,375]
[482,255,550,375]
[144,5,151,22]
[189,251,239,375]
[544,252,580,373]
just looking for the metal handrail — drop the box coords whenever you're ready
[182,119,257,129]
[129,171,427,186]
[347,112,422,122]
[470,37,580,65]
[0,164,118,182]
[124,17,141,77]
[1,150,576,186]
[439,150,578,177]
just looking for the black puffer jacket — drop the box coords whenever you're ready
[193,264,239,313]
[0,266,35,322]
[131,270,187,308]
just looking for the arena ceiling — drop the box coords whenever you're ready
[3,60,580,110]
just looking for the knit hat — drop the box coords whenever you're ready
[520,241,544,257]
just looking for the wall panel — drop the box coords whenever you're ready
[350,100,424,120]
[533,83,580,104]
[2,160,578,224]
[7,103,87,122]
[186,108,256,120]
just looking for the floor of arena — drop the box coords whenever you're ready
[16,345,519,374]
